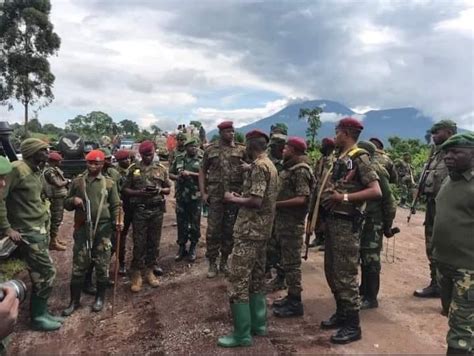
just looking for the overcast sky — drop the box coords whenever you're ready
[1,0,473,131]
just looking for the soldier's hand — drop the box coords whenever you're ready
[73,197,85,210]
[6,228,22,244]
[384,228,394,238]
[223,191,235,203]
[201,192,209,204]
[0,286,19,339]
[322,191,343,211]
[180,170,190,177]
[240,160,251,172]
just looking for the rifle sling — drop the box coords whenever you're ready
[82,176,107,239]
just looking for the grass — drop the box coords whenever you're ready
[0,258,27,282]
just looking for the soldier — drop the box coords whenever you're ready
[308,137,335,249]
[0,138,64,331]
[414,119,457,299]
[272,137,314,318]
[113,149,134,274]
[270,123,288,136]
[217,130,278,348]
[357,141,397,310]
[168,132,187,165]
[431,133,474,355]
[169,138,203,262]
[123,140,171,292]
[199,121,247,278]
[62,150,121,315]
[43,151,69,251]
[395,153,414,207]
[369,137,398,184]
[319,118,381,344]
[265,133,287,291]
[100,148,121,184]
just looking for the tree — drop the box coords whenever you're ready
[299,107,322,150]
[119,119,139,136]
[27,117,42,132]
[0,0,61,136]
[150,124,162,136]
[65,111,114,139]
[189,120,202,129]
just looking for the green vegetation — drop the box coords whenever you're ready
[0,257,27,282]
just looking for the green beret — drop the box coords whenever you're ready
[20,138,49,158]
[357,140,376,156]
[441,132,474,150]
[430,120,457,134]
[269,133,287,145]
[99,148,112,158]
[177,132,187,140]
[270,123,288,135]
[184,138,199,146]
[0,156,12,175]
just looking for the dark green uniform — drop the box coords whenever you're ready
[373,149,397,184]
[395,158,414,206]
[43,164,68,245]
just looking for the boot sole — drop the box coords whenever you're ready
[320,323,345,330]
[330,333,362,344]
[413,292,440,298]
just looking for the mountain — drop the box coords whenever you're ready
[208,99,436,144]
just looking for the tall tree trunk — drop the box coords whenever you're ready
[24,101,29,137]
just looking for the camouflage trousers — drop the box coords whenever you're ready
[111,202,133,266]
[424,196,437,281]
[19,228,56,299]
[324,215,361,313]
[131,205,164,270]
[398,178,413,205]
[266,226,282,273]
[205,197,238,261]
[176,198,201,245]
[277,221,304,296]
[71,222,112,285]
[360,217,383,274]
[436,263,474,353]
[49,197,65,240]
[228,238,267,303]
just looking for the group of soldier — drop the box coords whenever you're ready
[0,116,472,355]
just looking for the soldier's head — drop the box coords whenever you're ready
[369,137,384,150]
[0,156,12,190]
[283,137,307,161]
[184,138,199,157]
[403,152,411,163]
[245,130,269,159]
[357,141,376,159]
[269,133,287,159]
[85,150,105,176]
[99,148,113,168]
[321,137,335,156]
[441,133,474,174]
[20,138,49,166]
[48,151,63,167]
[217,121,235,144]
[139,140,155,165]
[431,120,457,146]
[270,123,288,136]
[176,132,187,149]
[115,149,131,169]
[335,118,363,149]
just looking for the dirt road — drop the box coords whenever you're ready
[9,203,447,355]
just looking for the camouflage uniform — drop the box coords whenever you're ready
[395,158,414,206]
[321,147,379,314]
[373,149,397,184]
[170,152,203,245]
[201,141,247,264]
[274,156,313,298]
[229,154,278,303]
[114,164,134,267]
[64,172,120,286]
[43,164,68,246]
[168,147,185,166]
[124,161,171,271]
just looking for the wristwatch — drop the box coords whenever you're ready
[343,193,349,202]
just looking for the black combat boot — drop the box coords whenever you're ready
[62,282,82,317]
[321,302,346,329]
[330,311,362,344]
[119,264,127,276]
[272,295,289,308]
[188,242,197,262]
[174,244,187,262]
[447,346,471,354]
[219,255,229,276]
[92,284,106,312]
[361,272,379,310]
[153,265,164,276]
[273,294,304,318]
[413,279,440,298]
[83,265,97,295]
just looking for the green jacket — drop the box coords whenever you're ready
[170,153,202,201]
[0,160,49,232]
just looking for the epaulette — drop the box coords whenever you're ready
[348,147,369,159]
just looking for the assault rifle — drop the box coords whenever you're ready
[85,195,93,259]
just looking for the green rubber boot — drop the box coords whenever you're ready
[30,295,62,331]
[249,293,267,336]
[217,303,252,348]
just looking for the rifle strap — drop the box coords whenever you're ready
[94,178,107,237]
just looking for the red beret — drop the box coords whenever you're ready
[217,121,234,130]
[321,137,335,147]
[139,140,155,155]
[369,137,384,149]
[114,149,130,161]
[245,129,269,142]
[48,151,63,161]
[287,136,307,153]
[337,117,364,131]
[85,150,105,162]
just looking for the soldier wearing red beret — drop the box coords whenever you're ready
[315,117,382,344]
[199,121,249,278]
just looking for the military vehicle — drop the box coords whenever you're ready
[57,132,99,178]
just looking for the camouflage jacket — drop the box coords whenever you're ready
[422,147,449,197]
[234,153,278,241]
[373,149,397,184]
[313,154,335,185]
[395,160,414,183]
[268,151,284,173]
[170,153,202,201]
[43,165,68,199]
[103,166,121,185]
[168,147,186,165]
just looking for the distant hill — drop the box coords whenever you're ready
[209,99,438,144]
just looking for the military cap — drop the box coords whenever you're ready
[430,120,457,134]
[217,121,234,130]
[322,137,335,148]
[0,156,12,175]
[20,138,49,158]
[369,137,384,149]
[99,147,112,158]
[184,138,200,146]
[114,149,130,161]
[177,132,187,140]
[246,129,269,143]
[269,133,287,146]
[358,140,376,156]
[287,136,307,153]
[85,150,105,162]
[336,117,364,131]
[270,123,288,135]
[48,151,63,161]
[441,132,474,150]
[139,140,155,155]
